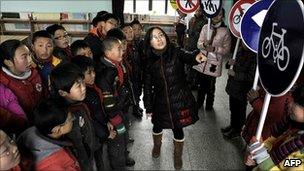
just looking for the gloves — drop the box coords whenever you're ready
[249,141,270,164]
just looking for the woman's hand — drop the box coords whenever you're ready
[196,52,207,63]
[146,112,153,119]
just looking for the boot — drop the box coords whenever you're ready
[173,138,184,170]
[152,132,162,158]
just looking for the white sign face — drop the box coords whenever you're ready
[176,0,200,14]
[200,0,222,17]
[228,0,255,38]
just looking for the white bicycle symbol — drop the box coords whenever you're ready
[262,23,290,71]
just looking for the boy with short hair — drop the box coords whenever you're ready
[84,13,119,63]
[71,55,116,170]
[95,37,135,169]
[50,63,99,171]
[31,30,62,87]
[46,24,72,61]
[17,100,80,171]
[121,25,144,118]
[70,40,93,58]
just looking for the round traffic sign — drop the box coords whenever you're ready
[228,0,255,38]
[258,0,304,96]
[240,0,274,53]
[176,0,200,14]
[200,0,222,18]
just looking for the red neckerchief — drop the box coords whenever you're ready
[90,27,106,39]
[87,83,103,104]
[109,59,124,86]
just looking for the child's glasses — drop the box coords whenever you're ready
[54,33,70,40]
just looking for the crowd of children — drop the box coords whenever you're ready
[1,7,304,171]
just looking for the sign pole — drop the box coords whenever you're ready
[252,66,259,90]
[230,38,241,69]
[207,18,211,40]
[255,93,271,140]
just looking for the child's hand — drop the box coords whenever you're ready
[228,59,235,66]
[244,154,256,166]
[146,112,153,119]
[196,52,207,63]
[247,89,259,103]
[107,122,114,131]
[228,69,235,76]
[108,130,117,139]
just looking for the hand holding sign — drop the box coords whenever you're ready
[255,0,304,140]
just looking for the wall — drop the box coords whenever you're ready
[0,0,112,13]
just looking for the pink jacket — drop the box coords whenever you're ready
[197,24,231,57]
[0,84,26,118]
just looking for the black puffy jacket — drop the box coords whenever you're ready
[144,44,199,129]
[95,58,131,128]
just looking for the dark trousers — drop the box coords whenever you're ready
[153,126,184,140]
[107,112,130,170]
[94,143,104,171]
[107,133,127,170]
[197,74,216,108]
[229,96,247,132]
[186,65,198,88]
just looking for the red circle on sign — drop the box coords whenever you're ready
[228,0,255,38]
[176,0,200,14]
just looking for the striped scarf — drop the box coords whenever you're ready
[270,115,304,164]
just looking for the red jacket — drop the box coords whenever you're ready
[0,68,43,122]
[242,89,292,144]
[36,148,80,171]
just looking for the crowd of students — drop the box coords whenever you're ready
[1,7,304,171]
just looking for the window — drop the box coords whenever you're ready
[124,0,178,16]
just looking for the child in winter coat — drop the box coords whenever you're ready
[31,30,62,87]
[70,40,93,59]
[71,55,117,170]
[246,85,304,170]
[95,37,136,169]
[0,84,27,134]
[18,100,80,171]
[84,13,119,63]
[223,41,256,139]
[46,24,72,62]
[0,39,43,123]
[50,63,99,171]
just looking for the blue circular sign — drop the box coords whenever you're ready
[241,0,274,53]
[258,0,304,96]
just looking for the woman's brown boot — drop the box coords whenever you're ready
[173,138,184,170]
[152,132,162,158]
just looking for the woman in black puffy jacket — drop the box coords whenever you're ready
[143,26,206,170]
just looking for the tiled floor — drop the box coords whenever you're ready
[122,67,249,170]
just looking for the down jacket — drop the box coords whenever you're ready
[144,44,199,129]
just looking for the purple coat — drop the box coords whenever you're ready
[0,84,26,118]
